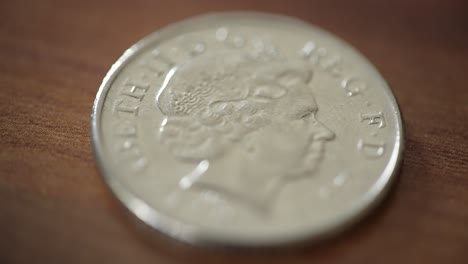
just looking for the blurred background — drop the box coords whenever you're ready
[0,1,467,264]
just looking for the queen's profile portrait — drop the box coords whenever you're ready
[157,51,334,214]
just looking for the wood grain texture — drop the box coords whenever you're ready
[1,0,467,263]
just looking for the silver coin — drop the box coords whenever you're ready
[92,12,403,247]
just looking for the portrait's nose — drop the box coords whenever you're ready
[313,120,335,141]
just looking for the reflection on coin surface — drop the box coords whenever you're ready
[91,12,403,246]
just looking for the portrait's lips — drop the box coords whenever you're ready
[304,139,325,170]
[286,138,326,177]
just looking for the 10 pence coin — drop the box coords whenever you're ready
[91,12,404,247]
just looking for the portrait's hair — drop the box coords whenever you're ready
[157,52,312,161]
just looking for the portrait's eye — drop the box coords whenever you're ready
[278,71,303,87]
[299,111,312,119]
[296,106,316,119]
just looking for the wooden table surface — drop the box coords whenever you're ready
[1,0,467,263]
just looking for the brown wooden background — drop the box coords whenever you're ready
[1,0,467,263]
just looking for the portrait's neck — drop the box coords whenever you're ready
[181,146,283,216]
